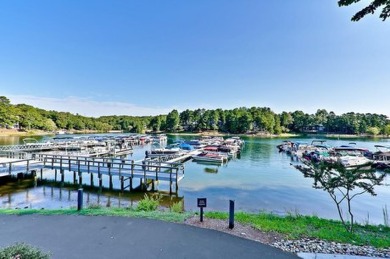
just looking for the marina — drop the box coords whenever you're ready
[0,134,389,225]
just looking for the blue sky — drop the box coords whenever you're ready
[1,1,389,117]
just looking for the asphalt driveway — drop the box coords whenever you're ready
[0,215,298,259]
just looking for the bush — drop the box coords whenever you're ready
[170,201,184,213]
[136,194,161,212]
[87,203,102,209]
[0,243,50,259]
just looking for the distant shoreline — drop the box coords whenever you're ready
[0,128,388,139]
[0,129,100,137]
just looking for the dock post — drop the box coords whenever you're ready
[120,176,124,191]
[90,173,94,187]
[32,170,37,187]
[129,177,133,191]
[73,171,77,184]
[169,167,173,194]
[99,176,102,189]
[151,180,155,191]
[131,160,134,178]
[175,168,179,193]
[142,161,146,190]
[54,169,57,182]
[109,174,113,190]
[40,169,43,179]
[78,172,82,187]
[60,169,64,186]
[77,188,83,211]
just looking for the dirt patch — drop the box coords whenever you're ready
[184,216,284,245]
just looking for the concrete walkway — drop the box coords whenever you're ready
[0,215,298,259]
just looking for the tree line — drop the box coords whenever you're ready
[1,96,389,136]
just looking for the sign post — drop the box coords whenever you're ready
[229,200,235,229]
[77,188,83,211]
[197,198,207,222]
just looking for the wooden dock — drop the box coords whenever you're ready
[0,152,187,194]
[0,157,44,178]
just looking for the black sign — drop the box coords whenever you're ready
[197,198,207,208]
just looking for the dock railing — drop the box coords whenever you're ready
[36,154,184,183]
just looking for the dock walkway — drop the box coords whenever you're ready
[0,151,191,193]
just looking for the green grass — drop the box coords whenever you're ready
[0,207,192,223]
[206,211,390,248]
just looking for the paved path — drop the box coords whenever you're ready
[0,215,298,259]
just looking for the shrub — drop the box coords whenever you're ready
[136,194,161,212]
[87,203,102,209]
[0,243,50,259]
[170,201,183,213]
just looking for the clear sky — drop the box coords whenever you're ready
[1,1,389,117]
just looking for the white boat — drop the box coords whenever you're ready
[152,134,168,143]
[338,155,372,169]
[192,152,226,163]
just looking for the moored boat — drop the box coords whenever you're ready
[372,145,390,170]
[192,152,226,163]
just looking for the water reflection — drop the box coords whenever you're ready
[0,134,389,224]
[0,179,183,210]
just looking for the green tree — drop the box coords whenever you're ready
[298,162,385,233]
[314,109,328,125]
[273,115,282,135]
[366,126,380,136]
[280,111,293,132]
[131,120,145,133]
[237,108,252,133]
[383,124,390,136]
[179,109,194,130]
[291,110,308,132]
[149,116,162,132]
[338,0,390,21]
[208,110,220,130]
[42,118,57,131]
[166,109,180,132]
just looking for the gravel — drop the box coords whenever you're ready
[184,217,390,258]
[273,238,389,258]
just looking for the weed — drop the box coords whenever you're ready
[170,201,183,213]
[87,203,102,209]
[136,194,161,212]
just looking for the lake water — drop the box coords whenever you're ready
[1,134,389,225]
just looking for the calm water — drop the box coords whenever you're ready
[1,134,389,224]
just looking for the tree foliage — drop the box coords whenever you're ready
[166,109,180,132]
[338,0,390,21]
[299,162,385,232]
[0,96,389,135]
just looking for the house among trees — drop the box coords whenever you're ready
[302,124,325,133]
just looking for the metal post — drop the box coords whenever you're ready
[229,200,235,229]
[200,207,204,222]
[77,188,83,211]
